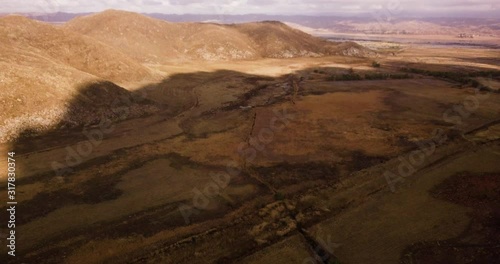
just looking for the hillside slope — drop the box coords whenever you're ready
[0,15,159,142]
[65,10,371,62]
[0,11,372,142]
[231,21,336,58]
[1,15,155,84]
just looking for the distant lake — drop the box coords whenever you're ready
[321,34,499,49]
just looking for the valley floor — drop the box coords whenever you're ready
[1,46,499,264]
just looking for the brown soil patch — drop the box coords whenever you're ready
[401,172,500,264]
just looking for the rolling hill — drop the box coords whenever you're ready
[0,15,159,142]
[1,15,155,83]
[0,10,372,143]
[65,10,371,62]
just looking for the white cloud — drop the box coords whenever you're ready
[0,0,498,15]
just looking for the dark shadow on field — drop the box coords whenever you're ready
[5,63,499,206]
[2,63,499,263]
[401,172,500,264]
[10,70,278,154]
[1,69,291,262]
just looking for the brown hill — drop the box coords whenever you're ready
[64,10,185,63]
[0,15,158,142]
[180,22,259,61]
[65,10,371,62]
[64,10,259,62]
[0,15,154,84]
[230,21,332,58]
[0,11,372,142]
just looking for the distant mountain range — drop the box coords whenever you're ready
[3,12,500,36]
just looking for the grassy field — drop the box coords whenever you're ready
[1,45,499,264]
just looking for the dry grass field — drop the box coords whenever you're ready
[0,10,499,264]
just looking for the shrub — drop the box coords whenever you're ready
[329,73,363,81]
[327,69,413,82]
[274,192,285,201]
[365,73,389,80]
[344,73,363,80]
[390,73,411,79]
[372,61,381,68]
[326,75,336,81]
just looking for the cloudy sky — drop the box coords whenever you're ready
[1,0,498,16]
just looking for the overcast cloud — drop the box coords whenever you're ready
[1,0,498,16]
